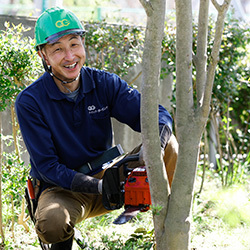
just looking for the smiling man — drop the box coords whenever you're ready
[41,34,85,91]
[15,7,178,249]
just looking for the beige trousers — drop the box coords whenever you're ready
[35,134,178,244]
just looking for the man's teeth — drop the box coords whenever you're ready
[65,63,77,68]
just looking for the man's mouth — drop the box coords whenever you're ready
[64,62,77,69]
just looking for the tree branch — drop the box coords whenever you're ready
[175,0,194,122]
[202,0,231,118]
[139,0,154,16]
[211,0,231,13]
[18,198,30,233]
[195,0,209,105]
[211,0,221,11]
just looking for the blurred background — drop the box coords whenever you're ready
[0,0,249,24]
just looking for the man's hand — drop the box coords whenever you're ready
[71,173,101,194]
[102,167,124,210]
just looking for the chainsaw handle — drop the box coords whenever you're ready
[113,153,140,169]
[102,153,140,210]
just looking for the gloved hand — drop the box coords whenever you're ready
[71,172,103,194]
[102,167,124,210]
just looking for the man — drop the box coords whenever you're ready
[15,7,178,249]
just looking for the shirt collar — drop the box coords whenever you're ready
[81,67,96,93]
[43,67,96,101]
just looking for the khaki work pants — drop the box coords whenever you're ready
[35,134,178,244]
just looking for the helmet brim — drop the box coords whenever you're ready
[46,29,85,44]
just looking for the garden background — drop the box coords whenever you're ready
[0,7,249,249]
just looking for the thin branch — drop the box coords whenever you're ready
[17,198,30,233]
[211,0,221,11]
[11,104,20,161]
[196,0,209,105]
[201,0,232,118]
[129,71,142,86]
[139,0,154,16]
[211,0,231,13]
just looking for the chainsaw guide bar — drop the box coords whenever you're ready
[113,206,141,224]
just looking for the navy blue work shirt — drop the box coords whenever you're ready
[15,67,173,190]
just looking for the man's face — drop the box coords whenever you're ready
[41,34,86,82]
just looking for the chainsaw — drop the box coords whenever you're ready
[102,153,151,224]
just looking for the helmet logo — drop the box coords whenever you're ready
[55,19,70,28]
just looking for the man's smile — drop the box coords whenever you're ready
[64,62,77,69]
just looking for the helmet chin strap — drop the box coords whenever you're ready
[49,71,80,93]
[49,71,80,84]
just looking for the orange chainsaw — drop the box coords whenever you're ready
[102,154,151,224]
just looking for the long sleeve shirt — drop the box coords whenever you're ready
[15,67,173,190]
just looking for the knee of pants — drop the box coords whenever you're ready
[35,204,74,244]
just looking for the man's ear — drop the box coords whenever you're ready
[81,37,85,46]
[37,50,43,58]
[37,50,50,66]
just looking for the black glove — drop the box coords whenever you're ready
[102,167,124,210]
[71,172,102,194]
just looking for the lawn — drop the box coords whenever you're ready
[2,172,250,250]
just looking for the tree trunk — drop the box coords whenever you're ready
[164,0,231,249]
[139,0,170,248]
[165,124,203,249]
[139,0,231,249]
[164,1,196,247]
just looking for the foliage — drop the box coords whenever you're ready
[1,136,28,200]
[162,16,250,186]
[211,17,250,154]
[0,135,30,247]
[0,22,42,112]
[161,23,176,76]
[0,13,249,248]
[84,21,144,78]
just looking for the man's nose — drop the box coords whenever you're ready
[64,49,74,60]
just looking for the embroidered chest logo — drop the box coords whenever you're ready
[88,105,108,114]
[128,87,134,94]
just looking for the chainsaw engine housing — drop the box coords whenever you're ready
[124,167,151,210]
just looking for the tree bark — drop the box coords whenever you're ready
[164,0,231,249]
[139,0,170,249]
[139,0,231,249]
[195,0,209,105]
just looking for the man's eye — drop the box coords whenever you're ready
[54,48,61,52]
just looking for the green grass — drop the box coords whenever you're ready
[2,174,250,249]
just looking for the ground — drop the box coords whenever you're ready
[2,173,250,249]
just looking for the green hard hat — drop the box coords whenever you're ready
[35,7,85,50]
